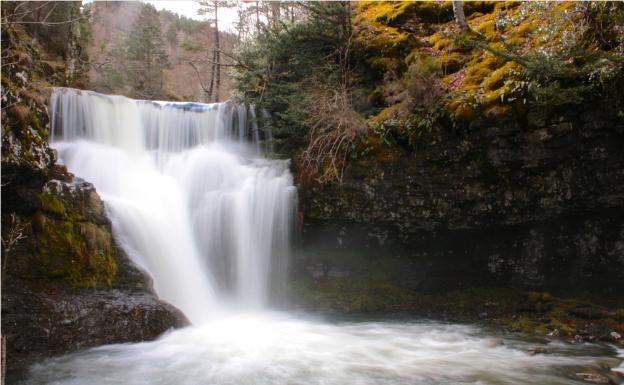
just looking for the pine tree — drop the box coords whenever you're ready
[125,4,169,99]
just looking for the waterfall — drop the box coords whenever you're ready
[49,88,297,323]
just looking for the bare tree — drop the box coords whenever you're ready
[198,0,235,102]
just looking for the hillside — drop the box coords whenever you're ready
[88,2,236,101]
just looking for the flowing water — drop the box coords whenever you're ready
[49,88,295,320]
[18,88,622,385]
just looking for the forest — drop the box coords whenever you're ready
[1,1,624,385]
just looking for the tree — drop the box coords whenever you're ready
[64,2,81,85]
[452,1,469,32]
[125,4,169,98]
[198,0,235,102]
[233,2,365,183]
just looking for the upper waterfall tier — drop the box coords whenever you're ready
[49,88,269,152]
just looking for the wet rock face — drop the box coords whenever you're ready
[1,176,189,372]
[1,24,188,372]
[2,283,188,371]
[297,108,624,299]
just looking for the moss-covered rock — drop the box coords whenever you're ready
[1,22,187,373]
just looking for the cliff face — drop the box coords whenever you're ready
[1,25,187,372]
[296,106,624,303]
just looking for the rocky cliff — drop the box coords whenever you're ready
[1,24,187,373]
[295,105,624,309]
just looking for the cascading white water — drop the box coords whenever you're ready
[49,88,296,322]
[29,88,622,385]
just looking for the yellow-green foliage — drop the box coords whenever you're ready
[355,2,416,71]
[429,33,452,50]
[369,104,401,128]
[438,52,465,74]
[528,291,554,303]
[356,1,414,24]
[357,1,453,25]
[356,0,607,126]
[482,61,524,91]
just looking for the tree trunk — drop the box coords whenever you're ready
[255,1,260,32]
[64,3,80,86]
[214,2,220,102]
[271,2,280,29]
[1,336,5,385]
[452,1,469,32]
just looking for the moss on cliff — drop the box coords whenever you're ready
[2,23,120,290]
[32,214,117,288]
[290,279,624,341]
[355,1,624,131]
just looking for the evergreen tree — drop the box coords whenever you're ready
[125,4,169,98]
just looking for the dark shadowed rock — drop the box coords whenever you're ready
[1,282,188,371]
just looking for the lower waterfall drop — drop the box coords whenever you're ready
[49,88,297,323]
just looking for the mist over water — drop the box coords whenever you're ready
[26,88,621,385]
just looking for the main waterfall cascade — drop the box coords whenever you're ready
[49,88,296,322]
[27,88,622,385]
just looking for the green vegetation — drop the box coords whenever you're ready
[125,4,170,99]
[34,215,118,288]
[233,1,624,184]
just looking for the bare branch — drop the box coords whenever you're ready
[2,213,29,271]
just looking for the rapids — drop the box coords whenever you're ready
[16,314,623,385]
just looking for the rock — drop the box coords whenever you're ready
[2,281,188,371]
[529,347,548,356]
[1,40,188,371]
[2,177,189,371]
[575,372,612,384]
[298,103,624,306]
[611,331,622,341]
[485,338,504,347]
[571,307,607,320]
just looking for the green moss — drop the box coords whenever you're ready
[357,1,452,25]
[409,54,442,76]
[30,109,48,139]
[32,214,117,288]
[89,250,118,288]
[482,61,523,91]
[476,19,495,36]
[447,95,480,121]
[528,291,554,302]
[515,22,536,38]
[438,52,466,74]
[369,104,401,128]
[38,192,66,216]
